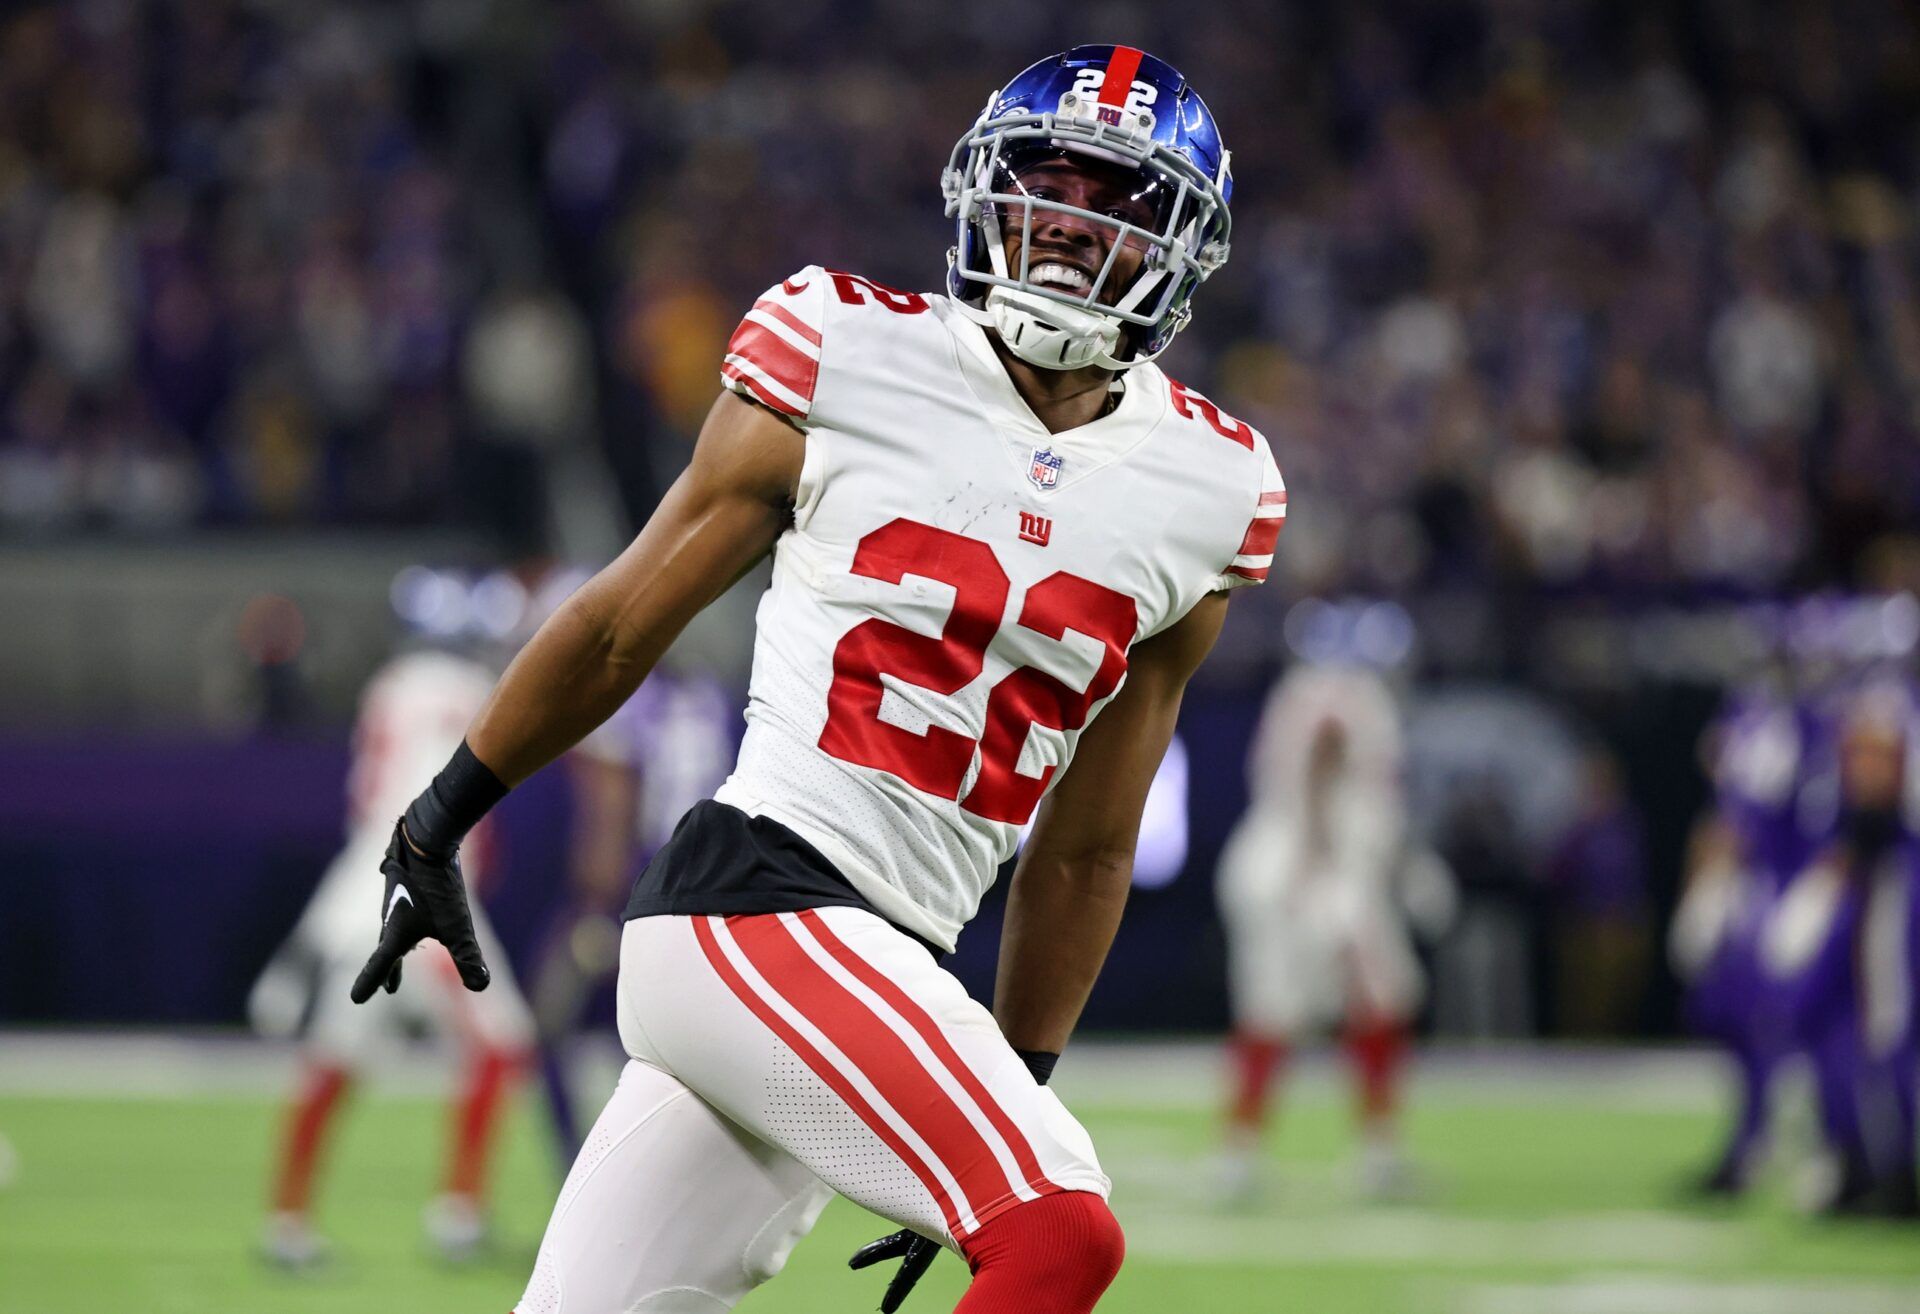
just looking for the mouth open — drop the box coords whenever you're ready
[1027,257,1095,295]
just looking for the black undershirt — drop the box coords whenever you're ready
[623,799,944,958]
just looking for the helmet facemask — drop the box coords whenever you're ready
[944,84,1231,372]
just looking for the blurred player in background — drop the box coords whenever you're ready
[1669,670,1826,1196]
[1761,680,1919,1216]
[248,630,536,1268]
[526,661,738,1160]
[1216,663,1453,1202]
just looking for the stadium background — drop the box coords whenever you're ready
[2,1,1919,1310]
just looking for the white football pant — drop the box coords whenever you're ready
[515,907,1110,1313]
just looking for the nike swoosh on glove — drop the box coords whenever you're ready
[349,818,492,1003]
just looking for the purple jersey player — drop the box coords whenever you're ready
[1761,680,1919,1216]
[1670,678,1828,1194]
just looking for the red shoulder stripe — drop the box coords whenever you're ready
[1237,513,1284,560]
[722,361,803,417]
[727,320,818,404]
[753,298,823,348]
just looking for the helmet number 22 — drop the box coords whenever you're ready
[1068,67,1158,117]
[817,517,1136,826]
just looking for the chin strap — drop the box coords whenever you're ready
[983,285,1124,371]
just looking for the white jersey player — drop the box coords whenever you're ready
[251,648,534,1266]
[1216,664,1445,1201]
[350,46,1280,1314]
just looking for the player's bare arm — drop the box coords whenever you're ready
[995,589,1231,1058]
[350,391,799,1002]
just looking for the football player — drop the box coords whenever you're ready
[1669,675,1824,1196]
[1215,663,1447,1203]
[353,46,1281,1313]
[250,640,536,1267]
[1761,681,1920,1216]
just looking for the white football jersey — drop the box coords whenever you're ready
[254,647,535,1055]
[1219,664,1406,913]
[295,648,497,950]
[712,266,1285,951]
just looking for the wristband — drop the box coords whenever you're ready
[1014,1048,1059,1086]
[401,740,509,859]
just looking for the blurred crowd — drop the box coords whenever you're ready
[1,0,1917,606]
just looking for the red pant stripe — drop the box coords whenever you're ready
[692,915,969,1237]
[728,914,1029,1232]
[794,909,1057,1194]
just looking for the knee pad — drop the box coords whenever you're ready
[963,1190,1125,1297]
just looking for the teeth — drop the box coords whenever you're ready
[1029,261,1092,292]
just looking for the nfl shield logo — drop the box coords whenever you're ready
[1028,448,1063,490]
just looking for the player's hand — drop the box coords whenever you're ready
[349,818,491,1003]
[848,1227,939,1312]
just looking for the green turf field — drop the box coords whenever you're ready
[2,1054,1917,1313]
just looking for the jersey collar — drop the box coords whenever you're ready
[940,300,1165,489]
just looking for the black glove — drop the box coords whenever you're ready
[349,818,492,1003]
[846,1048,1059,1309]
[849,1230,939,1313]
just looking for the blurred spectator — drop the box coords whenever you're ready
[1546,748,1652,1037]
[1432,783,1539,1038]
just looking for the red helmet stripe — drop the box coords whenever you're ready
[1096,46,1145,107]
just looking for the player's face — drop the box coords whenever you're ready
[998,157,1160,307]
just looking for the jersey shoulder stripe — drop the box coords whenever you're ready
[722,266,828,420]
[1223,449,1286,585]
[1226,483,1287,583]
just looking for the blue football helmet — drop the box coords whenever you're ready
[943,44,1233,371]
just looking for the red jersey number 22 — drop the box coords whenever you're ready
[817,517,1137,826]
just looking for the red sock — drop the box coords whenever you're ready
[1345,1019,1408,1127]
[444,1047,524,1200]
[955,1192,1124,1313]
[271,1064,351,1214]
[1227,1031,1288,1134]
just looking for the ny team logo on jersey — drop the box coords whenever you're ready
[1017,511,1052,546]
[1028,447,1062,490]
